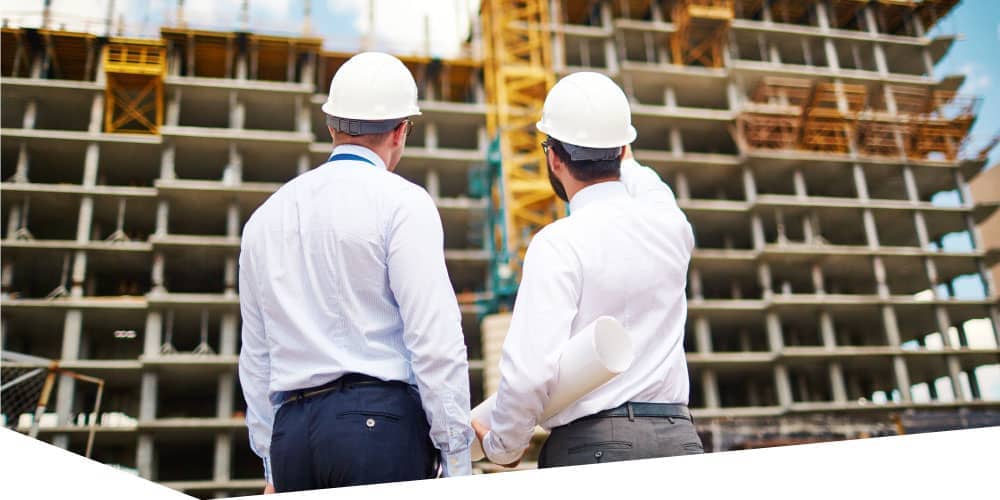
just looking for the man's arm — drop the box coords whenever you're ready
[387,189,474,477]
[237,245,275,488]
[619,145,679,205]
[482,233,580,465]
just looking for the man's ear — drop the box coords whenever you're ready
[548,148,564,173]
[391,124,406,147]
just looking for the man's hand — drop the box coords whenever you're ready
[263,483,275,494]
[471,419,522,469]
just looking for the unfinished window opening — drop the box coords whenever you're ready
[243,95,297,132]
[821,257,879,296]
[834,41,877,72]
[163,255,226,294]
[687,169,746,200]
[768,259,815,295]
[862,165,908,200]
[780,314,825,346]
[159,309,224,355]
[241,146,298,184]
[731,31,768,63]
[1,142,19,181]
[231,433,264,481]
[96,144,160,187]
[752,168,796,196]
[808,209,866,246]
[71,379,140,428]
[24,141,87,185]
[154,438,216,481]
[86,442,137,473]
[710,323,770,352]
[0,310,65,359]
[32,94,92,132]
[801,165,856,198]
[698,265,761,300]
[564,35,609,69]
[176,91,230,129]
[882,255,931,296]
[79,310,145,360]
[156,374,220,420]
[90,197,156,243]
[435,122,480,150]
[558,0,605,26]
[167,198,228,236]
[717,370,779,407]
[87,263,150,297]
[20,197,80,240]
[841,363,897,400]
[173,143,229,181]
[787,366,834,403]
[1,95,26,129]
[688,212,753,249]
[680,126,738,155]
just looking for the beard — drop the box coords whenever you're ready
[546,159,569,203]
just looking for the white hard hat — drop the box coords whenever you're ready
[536,72,636,148]
[321,51,421,121]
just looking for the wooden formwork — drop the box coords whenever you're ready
[875,0,917,35]
[733,0,764,19]
[915,0,960,33]
[670,0,734,68]
[881,85,931,115]
[1,28,34,77]
[750,76,812,109]
[160,28,236,78]
[768,0,812,24]
[829,0,870,29]
[317,51,481,103]
[247,34,321,82]
[39,29,98,81]
[800,82,866,154]
[561,0,603,25]
[610,0,655,20]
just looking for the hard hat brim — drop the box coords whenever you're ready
[321,101,422,120]
[536,120,637,149]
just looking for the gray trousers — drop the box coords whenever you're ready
[538,411,704,468]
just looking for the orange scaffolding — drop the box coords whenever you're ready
[876,0,917,35]
[39,29,97,81]
[103,38,166,134]
[734,0,764,19]
[768,0,812,24]
[909,90,979,161]
[738,77,811,151]
[316,51,481,104]
[829,0,870,29]
[160,28,236,78]
[670,0,734,68]
[915,0,960,33]
[247,34,321,82]
[800,82,866,153]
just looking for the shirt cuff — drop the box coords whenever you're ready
[262,456,272,484]
[483,430,525,466]
[441,447,472,477]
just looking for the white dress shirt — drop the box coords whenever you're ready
[238,144,474,481]
[483,158,695,465]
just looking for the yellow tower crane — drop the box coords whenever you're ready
[480,0,560,303]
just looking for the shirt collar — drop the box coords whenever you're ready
[331,144,387,170]
[568,180,628,213]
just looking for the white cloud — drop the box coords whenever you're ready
[326,0,478,57]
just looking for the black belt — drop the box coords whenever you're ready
[280,373,408,406]
[582,402,692,422]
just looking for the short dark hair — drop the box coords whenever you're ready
[545,137,621,182]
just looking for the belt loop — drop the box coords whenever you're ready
[626,402,635,422]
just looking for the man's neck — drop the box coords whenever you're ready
[334,141,392,169]
[566,175,621,201]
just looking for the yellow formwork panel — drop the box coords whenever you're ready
[670,0,733,68]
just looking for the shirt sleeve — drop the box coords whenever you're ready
[386,189,474,477]
[483,232,581,465]
[237,243,275,483]
[619,157,679,207]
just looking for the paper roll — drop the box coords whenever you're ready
[470,316,633,462]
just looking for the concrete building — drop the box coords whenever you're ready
[1,0,999,497]
[970,164,1000,290]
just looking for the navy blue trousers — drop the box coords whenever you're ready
[270,379,437,492]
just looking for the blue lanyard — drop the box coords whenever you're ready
[328,153,376,166]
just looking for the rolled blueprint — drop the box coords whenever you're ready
[470,316,634,461]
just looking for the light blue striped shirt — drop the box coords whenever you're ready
[238,144,474,482]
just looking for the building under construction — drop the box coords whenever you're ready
[2,0,999,497]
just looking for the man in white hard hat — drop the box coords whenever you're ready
[239,52,474,493]
[472,72,703,468]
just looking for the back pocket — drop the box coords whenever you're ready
[568,440,633,454]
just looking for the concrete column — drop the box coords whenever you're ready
[229,91,245,130]
[301,52,316,85]
[137,434,155,479]
[862,210,880,248]
[160,143,176,180]
[913,211,931,249]
[892,356,913,402]
[751,215,766,250]
[768,42,781,64]
[801,38,814,66]
[664,86,677,109]
[920,49,934,77]
[88,93,104,133]
[426,169,441,200]
[726,81,742,111]
[774,365,793,408]
[761,0,773,23]
[155,201,169,236]
[675,171,690,200]
[701,370,720,408]
[143,311,163,357]
[669,127,684,157]
[297,153,310,176]
[166,89,181,127]
[902,166,920,203]
[225,144,242,185]
[217,373,234,418]
[872,255,890,298]
[766,312,784,351]
[13,142,29,183]
[220,313,238,356]
[225,256,237,296]
[742,167,758,202]
[873,44,889,76]
[425,122,439,150]
[758,262,773,299]
[793,169,808,199]
[214,434,232,484]
[689,267,703,300]
[82,143,99,187]
[139,372,158,420]
[151,252,166,293]
[54,310,83,425]
[694,317,712,353]
[864,5,879,35]
[22,99,37,129]
[295,95,310,133]
[604,27,619,74]
[824,39,840,71]
[815,1,831,30]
